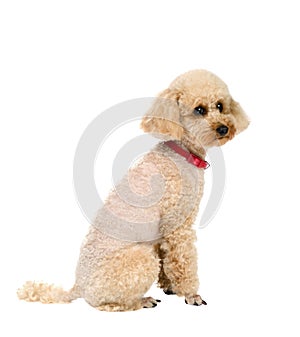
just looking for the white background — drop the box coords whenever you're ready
[1,0,299,336]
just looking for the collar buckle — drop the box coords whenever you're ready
[188,153,210,169]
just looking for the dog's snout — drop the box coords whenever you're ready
[216,125,228,137]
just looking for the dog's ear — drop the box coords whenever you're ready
[141,89,184,140]
[230,99,250,134]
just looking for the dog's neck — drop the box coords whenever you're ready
[164,140,209,169]
[179,135,206,160]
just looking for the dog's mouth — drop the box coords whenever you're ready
[213,137,227,146]
[191,124,235,148]
[216,134,230,141]
[214,132,234,146]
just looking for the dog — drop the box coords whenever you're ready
[18,69,249,311]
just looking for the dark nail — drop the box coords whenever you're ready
[156,299,161,302]
[202,300,207,305]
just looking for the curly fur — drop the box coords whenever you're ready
[18,69,249,311]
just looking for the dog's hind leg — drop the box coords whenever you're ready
[97,297,160,312]
[82,243,160,311]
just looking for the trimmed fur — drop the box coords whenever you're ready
[18,69,249,311]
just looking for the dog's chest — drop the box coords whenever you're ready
[156,149,204,220]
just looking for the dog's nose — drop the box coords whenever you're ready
[216,125,228,136]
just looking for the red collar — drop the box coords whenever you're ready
[164,141,210,169]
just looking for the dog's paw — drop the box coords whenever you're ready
[185,294,207,306]
[163,288,176,295]
[142,297,161,308]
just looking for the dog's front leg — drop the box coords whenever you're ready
[159,223,207,306]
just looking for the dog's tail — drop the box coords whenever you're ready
[17,281,80,304]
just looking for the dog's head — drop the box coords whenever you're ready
[141,70,249,152]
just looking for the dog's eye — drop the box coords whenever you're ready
[216,102,223,113]
[194,105,207,116]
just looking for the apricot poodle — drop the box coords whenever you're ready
[18,69,249,311]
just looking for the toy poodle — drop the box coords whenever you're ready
[17,69,249,311]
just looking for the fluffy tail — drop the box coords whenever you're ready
[17,281,80,304]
